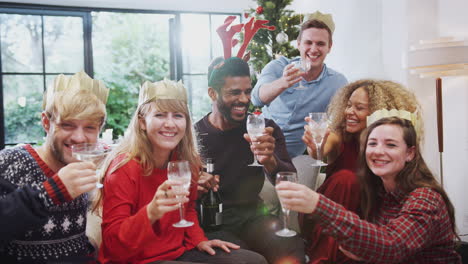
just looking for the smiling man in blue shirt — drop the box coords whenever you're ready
[252,11,347,158]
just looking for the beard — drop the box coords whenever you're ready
[46,133,69,166]
[216,96,249,125]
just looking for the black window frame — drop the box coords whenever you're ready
[0,2,239,149]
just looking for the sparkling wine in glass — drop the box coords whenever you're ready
[275,171,298,237]
[246,113,265,167]
[71,142,111,189]
[293,59,311,90]
[308,112,328,167]
[167,160,194,228]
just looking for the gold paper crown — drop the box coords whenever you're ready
[138,78,187,106]
[367,109,418,127]
[304,11,335,34]
[43,71,109,109]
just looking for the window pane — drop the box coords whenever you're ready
[92,12,173,137]
[181,14,211,74]
[183,74,210,122]
[0,14,43,73]
[3,75,44,144]
[210,15,241,60]
[44,16,84,73]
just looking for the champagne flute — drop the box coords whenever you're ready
[246,113,265,167]
[308,112,328,167]
[167,160,194,228]
[292,59,311,90]
[71,142,111,189]
[275,171,298,237]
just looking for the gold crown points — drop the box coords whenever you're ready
[44,71,109,109]
[367,109,418,127]
[138,78,188,106]
[304,11,335,34]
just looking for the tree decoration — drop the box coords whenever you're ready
[246,0,301,74]
[275,31,289,44]
[256,6,264,14]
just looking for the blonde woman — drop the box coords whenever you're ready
[97,79,266,264]
[301,79,422,263]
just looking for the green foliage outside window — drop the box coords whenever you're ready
[92,12,172,139]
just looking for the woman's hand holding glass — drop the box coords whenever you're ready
[275,172,298,237]
[306,112,329,166]
[167,160,194,228]
[303,116,330,161]
[146,180,188,224]
[275,180,320,215]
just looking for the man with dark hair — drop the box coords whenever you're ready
[252,11,348,158]
[195,57,305,264]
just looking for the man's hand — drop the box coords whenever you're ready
[280,63,304,88]
[197,239,240,255]
[244,126,277,172]
[258,63,305,104]
[57,162,98,199]
[197,171,219,196]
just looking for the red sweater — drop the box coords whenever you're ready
[98,156,207,264]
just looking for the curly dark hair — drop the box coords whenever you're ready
[327,79,423,142]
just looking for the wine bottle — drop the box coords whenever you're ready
[200,158,223,231]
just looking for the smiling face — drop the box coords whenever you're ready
[215,76,252,125]
[365,124,415,185]
[139,103,187,156]
[44,115,101,166]
[297,27,331,71]
[344,87,370,134]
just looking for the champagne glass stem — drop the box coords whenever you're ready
[283,211,289,230]
[179,203,185,221]
[316,143,322,163]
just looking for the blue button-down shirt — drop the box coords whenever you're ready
[252,56,348,158]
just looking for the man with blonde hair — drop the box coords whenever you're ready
[0,71,109,263]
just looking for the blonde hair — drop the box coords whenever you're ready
[44,88,107,127]
[327,79,423,142]
[93,98,202,212]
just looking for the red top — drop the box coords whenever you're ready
[301,138,361,263]
[98,155,207,264]
[325,138,359,178]
[315,187,461,263]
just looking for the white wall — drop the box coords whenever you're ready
[436,0,468,241]
[289,0,384,82]
[291,0,468,241]
[0,0,255,13]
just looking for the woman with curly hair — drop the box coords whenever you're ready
[300,79,422,263]
[279,117,460,263]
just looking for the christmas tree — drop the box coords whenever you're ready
[246,0,302,74]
